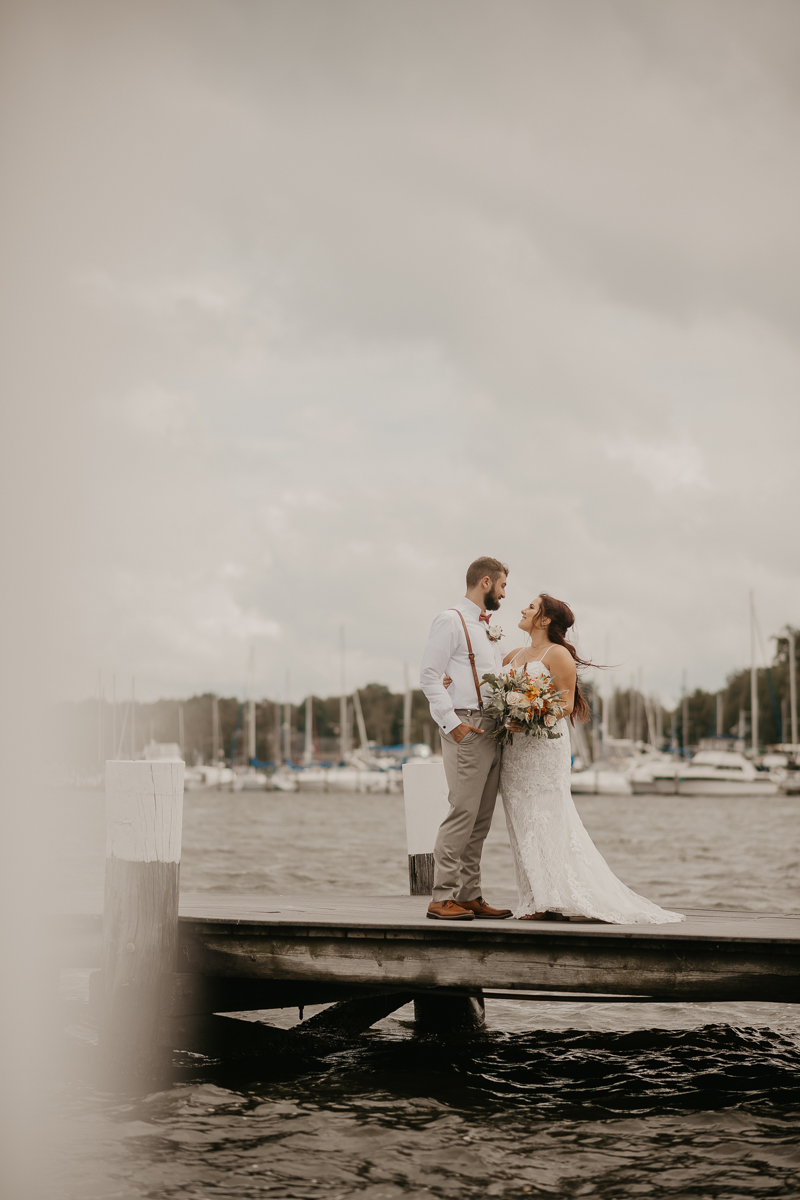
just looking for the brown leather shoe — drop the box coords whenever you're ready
[457,897,513,919]
[427,900,475,921]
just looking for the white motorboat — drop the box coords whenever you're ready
[292,764,402,794]
[185,764,234,790]
[324,768,365,793]
[295,767,329,793]
[359,770,392,794]
[570,767,631,796]
[629,757,681,795]
[271,769,298,793]
[677,751,779,796]
[231,768,269,792]
[780,772,800,796]
[385,768,404,793]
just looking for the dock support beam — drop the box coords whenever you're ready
[100,759,184,1086]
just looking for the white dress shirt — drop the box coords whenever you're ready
[419,598,504,735]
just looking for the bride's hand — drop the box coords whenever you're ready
[442,674,452,689]
[507,721,525,732]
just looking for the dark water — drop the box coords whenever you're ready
[55,790,800,1198]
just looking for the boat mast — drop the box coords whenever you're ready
[644,693,657,748]
[339,626,348,765]
[750,591,758,756]
[403,663,412,756]
[272,696,281,765]
[601,635,610,748]
[247,644,256,766]
[787,625,798,752]
[606,645,615,741]
[97,670,103,765]
[303,695,314,765]
[283,670,291,765]
[353,688,369,754]
[681,670,688,757]
[212,694,220,765]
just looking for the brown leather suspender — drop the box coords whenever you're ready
[450,609,484,711]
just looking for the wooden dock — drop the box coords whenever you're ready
[64,761,799,1084]
[174,894,800,1003]
[63,892,800,1007]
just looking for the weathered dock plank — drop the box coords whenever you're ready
[59,894,800,1004]
[174,894,799,1003]
[175,892,798,943]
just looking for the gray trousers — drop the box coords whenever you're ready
[433,708,502,903]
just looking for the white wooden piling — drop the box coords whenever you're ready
[101,759,184,1082]
[401,759,449,896]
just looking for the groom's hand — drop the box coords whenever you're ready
[451,722,484,743]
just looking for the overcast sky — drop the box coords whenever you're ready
[4,0,800,708]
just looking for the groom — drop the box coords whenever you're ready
[419,556,512,921]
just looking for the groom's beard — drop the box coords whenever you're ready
[483,589,501,612]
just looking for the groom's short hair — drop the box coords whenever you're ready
[466,557,509,588]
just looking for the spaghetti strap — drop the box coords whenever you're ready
[540,644,556,663]
[507,647,527,668]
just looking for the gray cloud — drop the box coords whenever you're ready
[4,0,799,708]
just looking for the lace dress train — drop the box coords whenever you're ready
[500,669,683,924]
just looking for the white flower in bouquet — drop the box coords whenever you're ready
[480,666,568,747]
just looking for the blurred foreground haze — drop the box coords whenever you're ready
[1,9,800,1194]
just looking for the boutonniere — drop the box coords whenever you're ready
[485,623,504,643]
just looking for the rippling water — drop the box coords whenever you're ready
[54,789,800,1198]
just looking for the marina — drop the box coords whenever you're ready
[79,583,799,806]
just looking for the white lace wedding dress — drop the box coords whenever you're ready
[501,659,683,924]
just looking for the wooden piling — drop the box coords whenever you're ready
[414,992,486,1032]
[401,760,449,896]
[100,759,184,1084]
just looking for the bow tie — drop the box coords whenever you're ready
[479,611,491,624]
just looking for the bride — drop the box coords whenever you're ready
[501,594,683,924]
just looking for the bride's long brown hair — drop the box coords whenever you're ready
[535,593,595,725]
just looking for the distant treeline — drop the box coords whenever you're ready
[605,628,798,749]
[55,683,444,771]
[52,629,798,771]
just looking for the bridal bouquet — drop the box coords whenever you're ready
[480,667,567,747]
